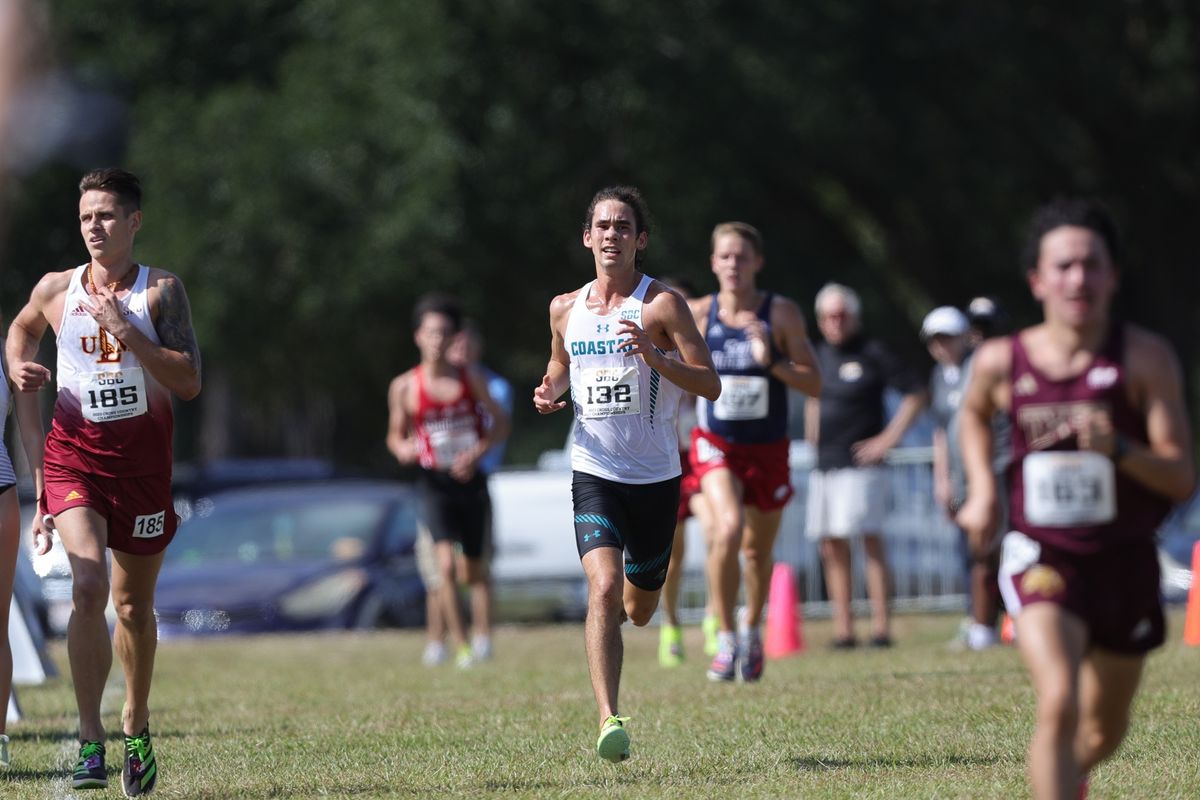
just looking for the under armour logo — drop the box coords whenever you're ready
[583,529,602,542]
[597,323,610,333]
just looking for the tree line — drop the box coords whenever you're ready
[3,0,1198,468]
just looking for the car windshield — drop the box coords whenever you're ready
[164,496,387,567]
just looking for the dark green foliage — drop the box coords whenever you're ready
[4,1,1198,466]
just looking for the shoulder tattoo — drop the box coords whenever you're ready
[155,276,202,372]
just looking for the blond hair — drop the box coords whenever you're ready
[710,221,763,256]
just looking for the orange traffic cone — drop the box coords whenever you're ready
[764,562,803,658]
[1184,541,1200,647]
[1000,613,1016,644]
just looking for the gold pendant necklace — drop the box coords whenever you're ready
[86,264,123,294]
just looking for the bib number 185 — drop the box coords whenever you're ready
[88,386,140,409]
[132,511,167,539]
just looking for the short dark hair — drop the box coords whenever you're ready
[583,185,651,236]
[79,168,142,212]
[412,292,463,332]
[1021,197,1121,273]
[583,186,651,268]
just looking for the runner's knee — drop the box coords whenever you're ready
[741,535,770,566]
[626,602,657,627]
[1036,683,1079,737]
[112,596,155,628]
[1077,721,1124,766]
[72,572,110,617]
[711,515,743,551]
[589,571,623,608]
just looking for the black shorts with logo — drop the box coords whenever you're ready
[571,471,680,592]
[416,468,489,559]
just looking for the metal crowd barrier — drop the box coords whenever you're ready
[670,444,968,622]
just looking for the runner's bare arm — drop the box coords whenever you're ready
[386,372,418,464]
[1108,330,1194,501]
[768,297,822,396]
[465,365,511,459]
[628,288,720,400]
[147,272,202,399]
[533,293,573,414]
[955,337,1009,541]
[5,273,63,391]
[12,388,52,553]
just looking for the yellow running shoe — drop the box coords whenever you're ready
[596,715,631,762]
[702,614,719,656]
[658,624,684,667]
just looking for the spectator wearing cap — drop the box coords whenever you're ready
[805,283,927,648]
[923,306,972,517]
[923,304,1009,650]
[966,295,1009,346]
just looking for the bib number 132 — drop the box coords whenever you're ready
[586,384,632,405]
[579,366,640,418]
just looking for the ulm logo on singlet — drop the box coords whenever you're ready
[1017,400,1109,451]
[80,329,127,364]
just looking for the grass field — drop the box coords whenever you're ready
[3,611,1198,799]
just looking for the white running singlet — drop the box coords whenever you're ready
[47,264,174,477]
[566,274,684,483]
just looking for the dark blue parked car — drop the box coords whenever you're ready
[155,480,425,637]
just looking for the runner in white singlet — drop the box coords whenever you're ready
[533,186,720,763]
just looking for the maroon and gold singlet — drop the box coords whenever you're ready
[1008,325,1171,554]
[46,264,174,478]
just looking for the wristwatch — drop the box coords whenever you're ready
[1111,434,1130,464]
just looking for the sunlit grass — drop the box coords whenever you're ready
[3,611,1197,798]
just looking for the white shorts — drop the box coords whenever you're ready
[415,523,441,589]
[805,467,887,540]
[415,519,494,591]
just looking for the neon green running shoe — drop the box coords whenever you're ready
[596,715,631,762]
[658,624,684,667]
[702,614,719,657]
[122,726,157,796]
[73,740,107,789]
[455,644,475,669]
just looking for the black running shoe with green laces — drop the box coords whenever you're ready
[73,740,107,789]
[123,726,157,797]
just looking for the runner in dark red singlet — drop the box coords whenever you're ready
[957,198,1193,800]
[7,168,202,794]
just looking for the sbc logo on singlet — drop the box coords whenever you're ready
[80,329,127,364]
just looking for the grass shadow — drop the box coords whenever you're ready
[791,753,1005,772]
[0,768,74,781]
